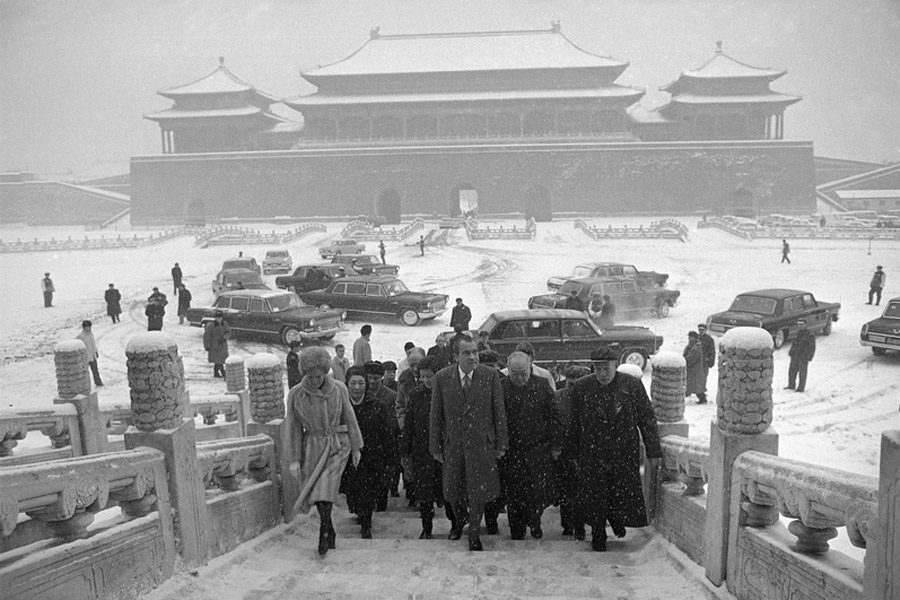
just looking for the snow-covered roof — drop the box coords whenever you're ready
[668,93,800,106]
[662,42,785,90]
[302,25,629,78]
[159,57,276,101]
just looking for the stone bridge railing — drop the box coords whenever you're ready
[0,230,187,253]
[575,218,687,241]
[340,218,425,241]
[195,223,325,247]
[465,217,536,240]
[698,216,900,241]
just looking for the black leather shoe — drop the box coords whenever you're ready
[485,520,499,535]
[468,537,483,551]
[591,538,607,552]
[419,529,433,540]
[611,523,626,538]
[448,525,463,541]
[530,526,543,539]
[510,531,525,541]
[574,527,586,541]
[562,527,573,536]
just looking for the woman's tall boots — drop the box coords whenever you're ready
[419,503,434,539]
[316,502,335,555]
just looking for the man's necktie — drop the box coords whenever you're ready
[462,374,471,398]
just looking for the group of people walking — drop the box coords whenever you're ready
[287,334,663,556]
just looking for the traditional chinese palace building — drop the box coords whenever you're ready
[131,26,814,224]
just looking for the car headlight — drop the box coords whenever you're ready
[342,311,347,320]
[309,319,316,327]
[860,324,868,335]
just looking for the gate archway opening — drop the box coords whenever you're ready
[524,185,552,222]
[449,184,478,218]
[185,198,206,227]
[375,189,402,224]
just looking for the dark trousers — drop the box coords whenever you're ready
[174,280,181,295]
[507,502,541,538]
[868,286,883,305]
[213,363,225,377]
[43,291,53,307]
[451,500,485,541]
[787,357,809,391]
[88,361,102,386]
[781,253,791,264]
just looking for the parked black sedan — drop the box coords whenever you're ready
[529,276,680,319]
[860,297,900,356]
[706,289,841,349]
[186,289,345,345]
[299,276,448,326]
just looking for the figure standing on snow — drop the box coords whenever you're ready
[76,320,103,387]
[41,272,55,307]
[450,297,472,331]
[176,283,192,324]
[683,331,707,404]
[171,262,182,295]
[564,289,585,312]
[418,235,425,256]
[203,310,231,378]
[565,346,662,551]
[378,240,386,265]
[286,346,362,556]
[430,336,508,552]
[697,323,716,396]
[145,296,165,331]
[786,319,815,393]
[781,239,791,264]
[105,283,122,324]
[867,265,886,306]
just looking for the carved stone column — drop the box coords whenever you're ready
[225,355,245,393]
[864,430,900,598]
[706,327,779,586]
[247,353,284,425]
[650,351,689,438]
[54,339,91,398]
[124,332,209,564]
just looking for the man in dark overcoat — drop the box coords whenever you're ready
[176,283,192,325]
[104,283,122,324]
[566,346,662,551]
[450,297,472,331]
[430,336,508,551]
[683,331,708,404]
[786,319,816,392]
[499,351,562,540]
[171,262,182,295]
[554,363,590,535]
[365,361,400,512]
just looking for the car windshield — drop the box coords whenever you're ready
[223,259,253,270]
[383,280,409,296]
[267,294,304,312]
[883,302,900,318]
[571,266,594,278]
[559,282,585,296]
[729,295,777,315]
[356,256,377,265]
[266,252,287,258]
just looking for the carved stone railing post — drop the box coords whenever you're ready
[225,356,245,392]
[123,332,209,564]
[246,353,297,522]
[53,341,106,455]
[864,430,900,599]
[650,351,689,439]
[705,327,779,586]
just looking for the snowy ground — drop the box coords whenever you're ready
[2,217,899,480]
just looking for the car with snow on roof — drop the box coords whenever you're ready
[530,277,680,319]
[546,262,669,292]
[318,239,366,259]
[262,250,293,275]
[331,254,399,277]
[186,289,344,345]
[860,296,900,356]
[706,288,840,349]
[211,269,269,297]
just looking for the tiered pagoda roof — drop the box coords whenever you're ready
[660,42,801,109]
[286,24,643,109]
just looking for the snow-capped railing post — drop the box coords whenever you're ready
[245,353,297,522]
[52,339,106,455]
[865,430,900,599]
[704,327,779,586]
[123,332,209,564]
[650,351,689,439]
[225,356,250,434]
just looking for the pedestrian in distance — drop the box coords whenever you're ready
[204,310,231,378]
[598,295,616,328]
[171,262,183,295]
[498,351,562,540]
[781,239,791,264]
[697,323,716,399]
[378,240,386,265]
[286,346,363,556]
[331,344,350,383]
[430,336,508,552]
[786,319,815,393]
[418,235,425,256]
[867,265,886,306]
[564,289,585,312]
[148,287,168,307]
[683,331,708,404]
[76,320,103,386]
[104,283,122,324]
[588,293,604,319]
[565,346,663,551]
[41,272,55,307]
[286,340,303,389]
[450,297,472,331]
[145,296,165,331]
[176,283,192,325]
[353,324,373,366]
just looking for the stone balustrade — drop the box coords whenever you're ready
[732,450,879,553]
[196,435,275,492]
[340,217,424,241]
[660,435,709,496]
[698,216,900,241]
[575,218,685,240]
[0,406,82,465]
[465,217,536,240]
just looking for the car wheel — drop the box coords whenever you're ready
[282,326,302,346]
[399,308,420,326]
[620,349,647,370]
[822,319,832,335]
[872,347,887,356]
[320,255,328,259]
[773,329,786,349]
[656,301,670,318]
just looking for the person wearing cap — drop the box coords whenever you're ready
[786,319,816,393]
[867,265,886,306]
[450,297,472,331]
[683,331,708,404]
[430,336,508,552]
[286,340,303,389]
[148,286,168,307]
[41,272,55,307]
[203,310,231,378]
[76,320,103,386]
[330,344,350,383]
[566,346,662,551]
[145,296,165,331]
[365,361,400,512]
[104,283,122,324]
[697,323,716,370]
[353,324,373,366]
[497,351,562,540]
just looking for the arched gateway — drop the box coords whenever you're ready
[449,184,478,217]
[524,185,552,222]
[375,189,402,224]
